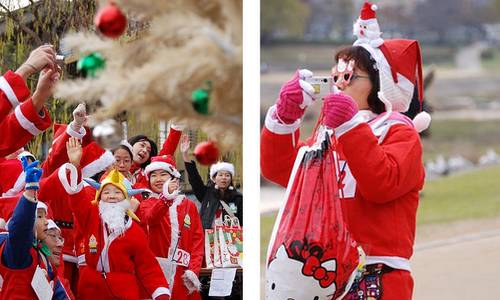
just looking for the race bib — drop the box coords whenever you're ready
[171,248,191,267]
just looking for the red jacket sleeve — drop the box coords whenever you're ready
[339,123,425,203]
[137,198,168,226]
[158,126,182,156]
[0,99,51,157]
[187,201,204,275]
[260,126,303,187]
[0,70,30,120]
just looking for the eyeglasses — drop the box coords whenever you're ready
[46,233,64,244]
[332,71,370,87]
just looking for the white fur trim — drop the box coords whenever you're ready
[265,105,301,135]
[47,219,61,231]
[0,76,20,108]
[81,150,115,178]
[58,163,83,195]
[210,162,235,178]
[371,4,378,11]
[145,161,181,178]
[2,171,25,197]
[413,111,431,133]
[66,123,86,139]
[366,256,411,271]
[152,287,171,298]
[14,105,42,135]
[183,269,201,293]
[62,254,78,264]
[36,201,48,212]
[97,217,133,273]
[335,110,377,137]
[170,123,184,131]
[165,196,184,287]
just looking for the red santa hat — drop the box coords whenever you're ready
[80,141,116,178]
[352,3,424,115]
[210,162,235,178]
[144,155,181,179]
[359,2,378,21]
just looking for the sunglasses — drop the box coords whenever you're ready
[332,59,370,87]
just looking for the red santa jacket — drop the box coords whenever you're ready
[0,158,24,196]
[62,163,170,300]
[0,70,31,120]
[0,98,51,158]
[261,107,425,271]
[138,195,204,300]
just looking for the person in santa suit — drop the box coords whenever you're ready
[128,123,183,188]
[0,150,36,197]
[44,219,76,300]
[138,155,204,299]
[181,136,243,230]
[0,45,59,157]
[261,2,426,299]
[60,137,170,300]
[0,157,71,299]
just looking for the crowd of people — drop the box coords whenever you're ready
[0,44,242,299]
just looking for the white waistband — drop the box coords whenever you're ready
[365,256,411,272]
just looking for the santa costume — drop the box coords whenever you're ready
[59,166,170,300]
[138,155,204,299]
[0,160,71,299]
[261,2,426,299]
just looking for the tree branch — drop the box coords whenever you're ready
[0,2,43,45]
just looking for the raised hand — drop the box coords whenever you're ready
[322,93,359,129]
[32,67,61,112]
[16,45,56,80]
[66,137,83,167]
[22,156,42,190]
[70,103,87,132]
[274,69,316,124]
[180,134,190,162]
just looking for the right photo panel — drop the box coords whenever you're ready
[260,1,500,299]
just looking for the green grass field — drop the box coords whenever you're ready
[260,165,500,263]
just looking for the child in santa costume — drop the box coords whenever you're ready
[138,155,204,299]
[59,138,170,300]
[128,124,183,188]
[261,2,426,299]
[0,157,71,299]
[180,136,243,229]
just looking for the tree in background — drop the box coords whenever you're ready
[261,0,310,43]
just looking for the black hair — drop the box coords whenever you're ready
[128,135,158,169]
[112,145,133,160]
[335,46,385,114]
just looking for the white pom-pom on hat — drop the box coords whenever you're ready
[412,111,431,133]
[371,4,378,11]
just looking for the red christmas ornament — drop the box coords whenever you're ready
[94,3,127,38]
[194,141,220,165]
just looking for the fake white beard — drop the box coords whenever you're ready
[99,200,131,236]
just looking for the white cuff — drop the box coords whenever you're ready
[152,287,171,298]
[67,123,86,139]
[170,123,184,131]
[14,105,42,135]
[0,76,19,108]
[335,110,377,137]
[58,163,83,195]
[264,105,301,135]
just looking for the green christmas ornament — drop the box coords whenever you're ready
[191,81,212,115]
[77,52,106,78]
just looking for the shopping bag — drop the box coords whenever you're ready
[266,127,364,300]
[205,228,222,268]
[218,216,243,268]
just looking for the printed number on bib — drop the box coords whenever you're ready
[171,248,191,267]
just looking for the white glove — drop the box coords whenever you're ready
[182,270,201,294]
[70,103,87,132]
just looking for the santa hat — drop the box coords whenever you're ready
[0,158,24,197]
[47,219,61,232]
[80,141,116,178]
[210,162,235,178]
[352,2,426,129]
[359,2,378,21]
[144,155,181,179]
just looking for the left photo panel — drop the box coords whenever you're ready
[0,1,242,299]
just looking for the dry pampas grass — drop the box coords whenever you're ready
[55,0,242,149]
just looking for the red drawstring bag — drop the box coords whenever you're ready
[266,125,364,300]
